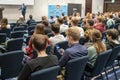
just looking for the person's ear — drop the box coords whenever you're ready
[45,38,50,48]
[69,36,73,40]
[32,44,36,50]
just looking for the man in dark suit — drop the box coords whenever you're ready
[19,3,26,19]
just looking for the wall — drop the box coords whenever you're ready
[92,0,104,14]
[1,0,103,21]
[1,0,85,21]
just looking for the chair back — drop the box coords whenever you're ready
[28,26,35,32]
[54,41,68,59]
[25,36,31,45]
[10,31,24,38]
[47,33,54,38]
[65,56,89,80]
[79,37,84,45]
[6,38,23,52]
[19,24,28,29]
[46,45,52,55]
[0,50,24,79]
[60,32,66,37]
[91,49,112,76]
[114,23,120,29]
[106,46,120,67]
[0,33,6,44]
[29,30,34,36]
[13,27,25,31]
[0,28,11,38]
[29,66,60,80]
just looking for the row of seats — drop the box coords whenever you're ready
[0,46,120,80]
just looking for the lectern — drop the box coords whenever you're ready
[0,7,4,21]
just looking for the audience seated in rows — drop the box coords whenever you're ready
[18,34,58,80]
[1,11,120,80]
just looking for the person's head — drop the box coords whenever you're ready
[1,18,8,24]
[96,17,103,23]
[51,23,60,34]
[0,18,8,28]
[56,15,59,19]
[106,29,119,41]
[57,18,63,24]
[76,13,80,17]
[66,27,80,45]
[42,20,49,27]
[34,23,45,35]
[29,15,33,19]
[50,16,54,19]
[62,13,64,16]
[41,16,47,21]
[90,29,106,53]
[32,34,49,52]
[91,29,102,42]
[19,15,24,20]
[108,14,113,19]
[56,5,60,9]
[22,3,25,6]
[85,19,94,29]
[71,17,79,26]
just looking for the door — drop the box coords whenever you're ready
[68,3,81,16]
[85,0,92,15]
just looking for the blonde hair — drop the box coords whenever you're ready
[71,17,79,26]
[66,27,80,41]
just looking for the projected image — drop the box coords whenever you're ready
[48,4,68,19]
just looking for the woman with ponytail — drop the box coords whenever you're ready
[87,29,106,66]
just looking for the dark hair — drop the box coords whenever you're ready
[106,29,119,40]
[42,20,49,27]
[57,18,63,24]
[86,19,94,26]
[62,13,64,16]
[118,13,120,18]
[51,23,60,33]
[109,14,113,18]
[32,34,48,52]
[50,16,53,19]
[34,23,45,35]
[1,18,8,25]
[29,15,33,19]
